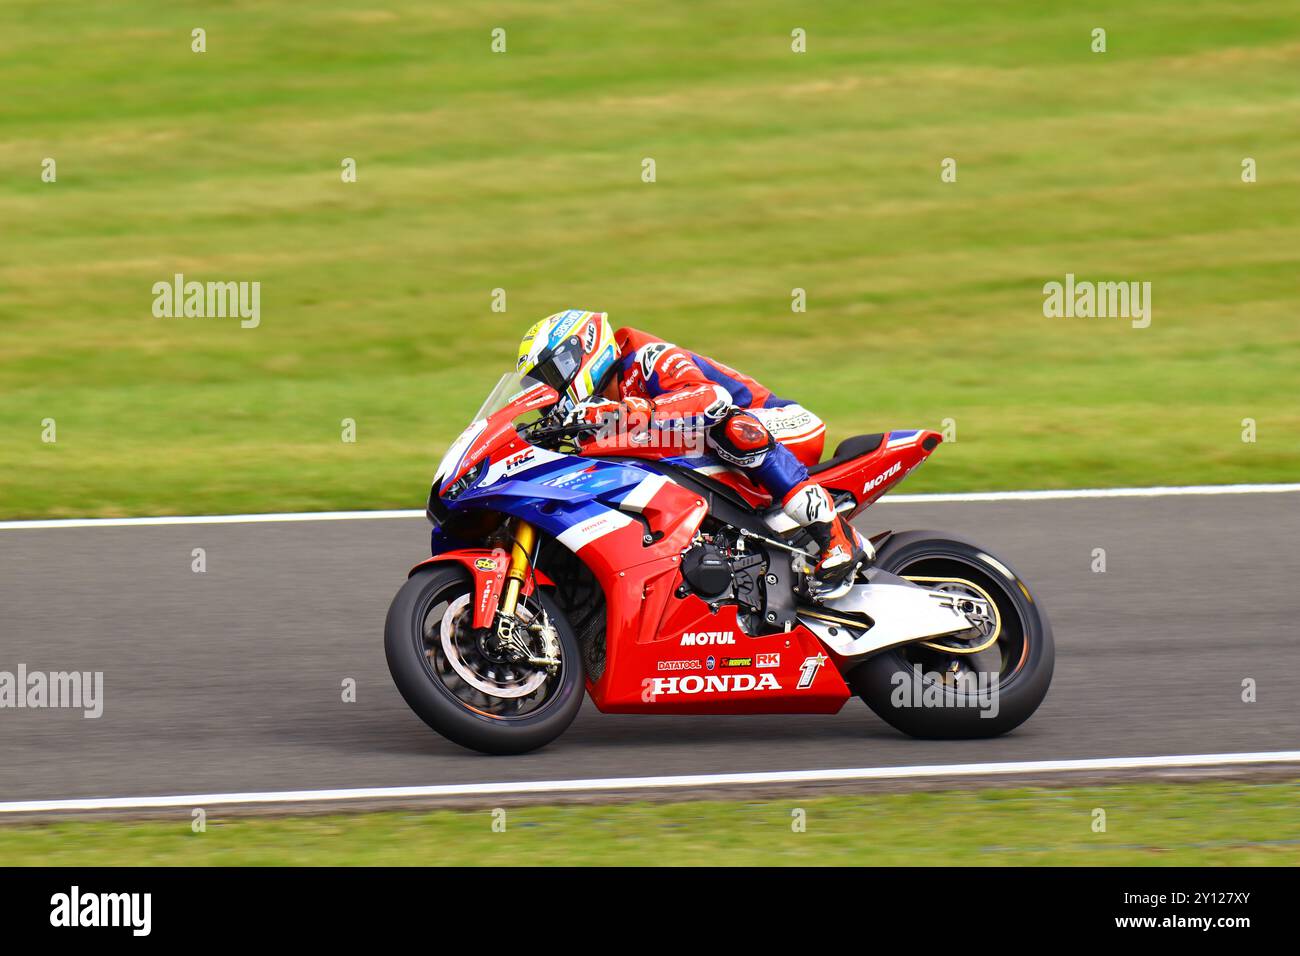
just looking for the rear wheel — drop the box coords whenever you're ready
[385,565,585,754]
[848,531,1054,738]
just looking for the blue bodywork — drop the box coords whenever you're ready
[430,449,687,555]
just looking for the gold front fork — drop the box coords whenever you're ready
[498,518,536,618]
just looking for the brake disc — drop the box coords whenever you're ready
[439,595,548,699]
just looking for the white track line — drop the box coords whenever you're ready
[1,483,1297,531]
[2,751,1297,814]
[0,509,423,531]
[886,483,1300,503]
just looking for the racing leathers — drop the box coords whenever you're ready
[567,327,869,585]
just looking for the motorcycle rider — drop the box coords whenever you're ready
[516,310,871,588]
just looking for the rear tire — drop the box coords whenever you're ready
[848,531,1054,738]
[385,565,585,755]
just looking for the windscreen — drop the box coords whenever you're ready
[470,371,553,425]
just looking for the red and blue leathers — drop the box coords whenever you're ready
[609,328,819,501]
[566,326,867,583]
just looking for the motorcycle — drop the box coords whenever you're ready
[385,371,1054,754]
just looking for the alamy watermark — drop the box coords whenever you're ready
[1043,273,1151,328]
[0,665,103,718]
[152,273,260,329]
[50,886,150,936]
[890,663,999,718]
[589,408,708,457]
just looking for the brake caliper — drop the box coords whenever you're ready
[492,611,561,673]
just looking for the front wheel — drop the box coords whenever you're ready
[848,531,1054,738]
[385,565,585,754]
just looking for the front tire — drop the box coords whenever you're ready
[848,531,1054,738]
[385,565,585,754]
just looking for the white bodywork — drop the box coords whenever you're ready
[799,570,973,658]
[433,420,487,489]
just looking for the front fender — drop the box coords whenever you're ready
[409,549,555,629]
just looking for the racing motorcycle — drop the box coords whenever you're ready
[385,372,1054,754]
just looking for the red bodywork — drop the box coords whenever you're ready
[422,386,943,715]
[578,429,943,713]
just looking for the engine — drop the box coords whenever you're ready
[677,533,769,616]
[680,542,732,600]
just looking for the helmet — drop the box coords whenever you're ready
[516,310,618,413]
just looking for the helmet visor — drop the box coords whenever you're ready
[532,336,584,396]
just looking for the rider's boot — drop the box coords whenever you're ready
[781,483,873,595]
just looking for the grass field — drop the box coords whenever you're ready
[1,1,1297,518]
[2,780,1297,865]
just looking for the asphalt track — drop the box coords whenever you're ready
[0,490,1297,809]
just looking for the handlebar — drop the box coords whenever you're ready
[521,420,593,445]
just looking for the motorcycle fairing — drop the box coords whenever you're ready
[440,456,849,713]
[816,429,943,517]
[655,454,774,508]
[427,384,944,714]
[592,601,850,714]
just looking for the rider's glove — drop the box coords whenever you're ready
[564,399,622,431]
[564,397,653,433]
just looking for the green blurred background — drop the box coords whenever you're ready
[1,0,1297,519]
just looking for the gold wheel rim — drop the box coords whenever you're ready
[902,575,1002,655]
